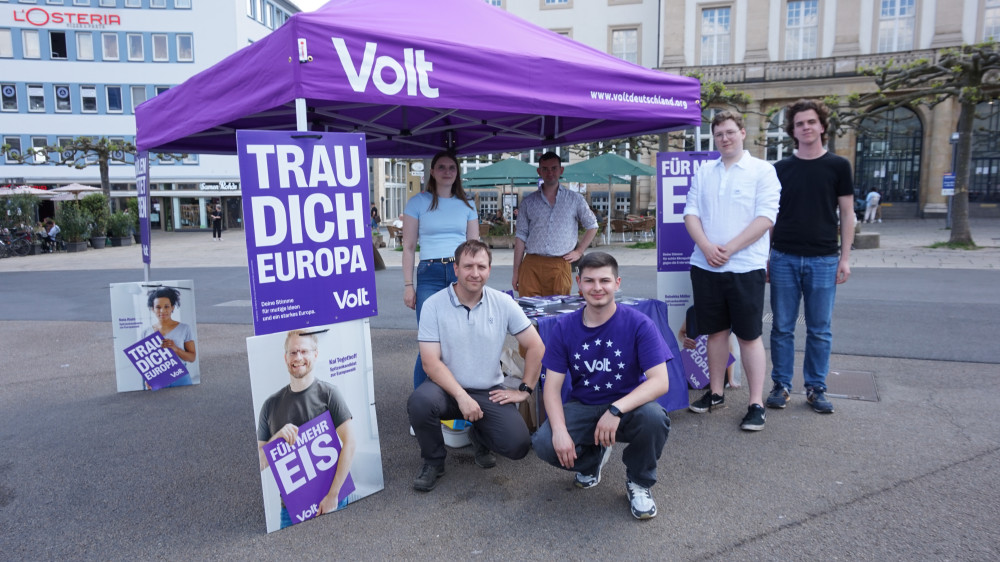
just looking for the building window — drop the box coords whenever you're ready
[107,85,123,112]
[23,29,41,59]
[131,85,146,112]
[74,0,89,5]
[126,0,141,7]
[854,106,923,202]
[683,108,720,151]
[31,137,49,164]
[49,30,68,59]
[3,137,21,164]
[256,0,265,22]
[543,0,570,5]
[99,0,116,6]
[55,84,71,112]
[700,6,731,65]
[0,29,11,58]
[986,0,1000,41]
[127,33,143,61]
[81,85,98,112]
[175,0,191,7]
[76,31,94,60]
[102,33,119,60]
[483,0,503,6]
[611,27,639,64]
[785,0,818,60]
[765,110,793,162]
[151,0,166,7]
[176,34,193,61]
[1,84,17,111]
[877,0,915,53]
[155,85,170,95]
[969,101,1000,201]
[28,84,45,112]
[47,0,67,5]
[246,0,254,17]
[152,34,168,60]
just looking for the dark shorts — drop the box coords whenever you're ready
[690,266,765,340]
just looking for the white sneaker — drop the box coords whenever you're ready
[626,480,657,520]
[574,445,612,489]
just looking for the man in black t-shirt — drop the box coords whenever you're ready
[766,99,854,415]
[257,330,355,528]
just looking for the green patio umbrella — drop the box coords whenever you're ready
[563,153,657,241]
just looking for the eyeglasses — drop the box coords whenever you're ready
[712,130,742,140]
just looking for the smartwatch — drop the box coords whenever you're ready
[607,404,623,418]
[518,382,533,395]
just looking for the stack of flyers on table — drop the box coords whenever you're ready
[516,295,562,309]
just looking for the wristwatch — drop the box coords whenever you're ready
[607,404,623,418]
[518,382,533,395]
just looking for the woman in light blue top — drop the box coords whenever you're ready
[402,151,479,387]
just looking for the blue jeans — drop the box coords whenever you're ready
[532,401,670,489]
[413,260,457,388]
[768,249,839,393]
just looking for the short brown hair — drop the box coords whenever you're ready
[577,251,618,279]
[711,110,745,134]
[454,239,492,266]
[285,330,318,353]
[784,99,831,147]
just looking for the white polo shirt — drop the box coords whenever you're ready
[418,284,531,390]
[683,150,781,273]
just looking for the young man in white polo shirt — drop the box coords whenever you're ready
[407,240,545,492]
[683,110,781,431]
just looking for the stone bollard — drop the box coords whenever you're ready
[854,232,880,249]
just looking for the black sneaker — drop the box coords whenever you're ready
[806,387,835,414]
[740,404,766,431]
[413,463,445,492]
[765,382,790,409]
[689,391,725,413]
[468,429,496,469]
[574,445,612,489]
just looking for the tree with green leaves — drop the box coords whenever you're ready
[0,136,183,204]
[850,42,1000,246]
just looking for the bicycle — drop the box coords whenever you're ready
[0,228,32,257]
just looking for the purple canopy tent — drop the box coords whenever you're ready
[135,0,700,156]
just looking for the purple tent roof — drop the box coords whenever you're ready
[136,0,700,157]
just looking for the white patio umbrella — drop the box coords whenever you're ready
[0,186,51,197]
[48,183,102,199]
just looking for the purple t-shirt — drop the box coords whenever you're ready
[543,304,671,405]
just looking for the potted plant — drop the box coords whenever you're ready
[80,193,110,249]
[107,211,134,246]
[484,222,515,249]
[56,202,92,252]
[126,198,141,243]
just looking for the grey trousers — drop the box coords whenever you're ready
[407,381,531,467]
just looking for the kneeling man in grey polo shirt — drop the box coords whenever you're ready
[407,239,545,492]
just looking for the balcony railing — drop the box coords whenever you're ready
[664,49,938,84]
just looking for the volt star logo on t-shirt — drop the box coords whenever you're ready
[571,337,627,402]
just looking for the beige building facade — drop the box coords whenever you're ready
[661,0,1000,217]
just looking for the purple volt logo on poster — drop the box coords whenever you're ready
[123,332,189,391]
[262,410,356,526]
[656,152,718,272]
[237,130,378,336]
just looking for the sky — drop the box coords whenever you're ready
[289,0,326,12]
